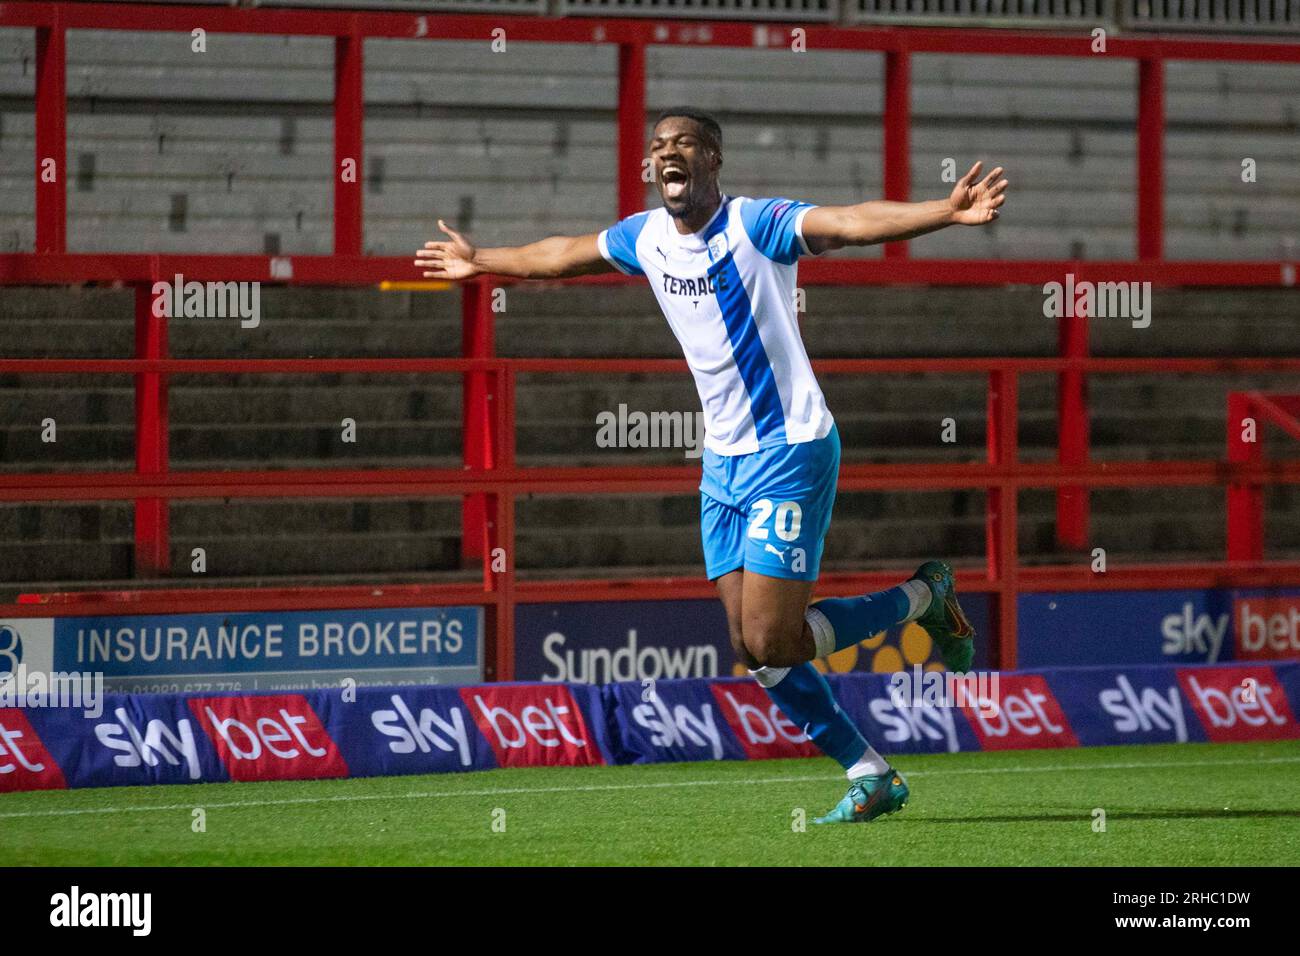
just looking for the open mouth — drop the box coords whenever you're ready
[660,165,689,200]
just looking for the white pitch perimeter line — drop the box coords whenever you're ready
[2,754,1298,821]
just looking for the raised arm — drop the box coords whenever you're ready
[414,219,614,281]
[800,162,1007,253]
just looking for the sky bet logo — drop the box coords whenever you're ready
[1160,603,1228,662]
[710,682,818,761]
[630,692,724,760]
[1176,666,1299,743]
[371,693,473,766]
[460,685,603,768]
[0,708,66,791]
[1236,599,1300,660]
[960,674,1079,750]
[1098,674,1187,742]
[869,694,961,753]
[189,694,348,781]
[94,708,202,781]
[1161,596,1300,662]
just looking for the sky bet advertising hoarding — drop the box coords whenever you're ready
[0,606,482,693]
[2,662,1296,792]
[514,595,992,683]
[1017,588,1300,668]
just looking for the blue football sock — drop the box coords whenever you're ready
[805,580,929,656]
[752,662,867,770]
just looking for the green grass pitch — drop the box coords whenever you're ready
[3,740,1298,866]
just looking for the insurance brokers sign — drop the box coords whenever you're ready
[0,606,482,693]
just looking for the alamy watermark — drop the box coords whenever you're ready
[1042,273,1151,329]
[888,665,1001,719]
[596,404,706,459]
[151,273,261,328]
[50,886,151,936]
[0,665,104,718]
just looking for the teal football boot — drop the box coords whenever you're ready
[814,768,910,824]
[911,559,976,674]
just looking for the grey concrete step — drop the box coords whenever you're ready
[3,280,1297,587]
[3,487,1297,586]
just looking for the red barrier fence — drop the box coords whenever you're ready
[1,4,1298,675]
[4,349,1300,678]
[1228,392,1300,563]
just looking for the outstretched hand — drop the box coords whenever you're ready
[948,162,1008,225]
[414,219,479,280]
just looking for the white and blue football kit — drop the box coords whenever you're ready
[600,190,973,807]
[598,196,838,582]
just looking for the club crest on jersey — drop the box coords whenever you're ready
[707,233,729,262]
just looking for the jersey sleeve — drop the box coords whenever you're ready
[740,197,819,265]
[597,210,650,276]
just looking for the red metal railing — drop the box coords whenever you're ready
[1,4,1299,675]
[1228,392,1300,563]
[4,350,1300,677]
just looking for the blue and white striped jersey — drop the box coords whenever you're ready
[597,196,834,457]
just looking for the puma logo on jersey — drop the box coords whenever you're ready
[764,543,788,565]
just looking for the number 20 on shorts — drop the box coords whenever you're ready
[747,499,803,542]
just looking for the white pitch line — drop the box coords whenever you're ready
[1,754,1298,821]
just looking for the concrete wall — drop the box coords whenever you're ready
[1,31,1296,257]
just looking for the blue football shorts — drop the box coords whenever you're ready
[699,425,840,582]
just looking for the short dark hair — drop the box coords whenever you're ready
[654,107,722,150]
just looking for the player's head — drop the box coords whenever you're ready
[651,108,723,221]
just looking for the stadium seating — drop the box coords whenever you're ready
[1,282,1297,591]
[0,25,1297,592]
[0,33,1297,257]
